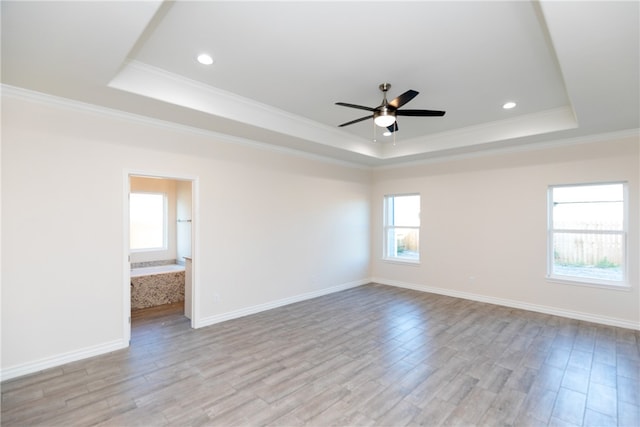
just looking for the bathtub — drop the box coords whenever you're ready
[130,264,185,310]
[131,264,185,277]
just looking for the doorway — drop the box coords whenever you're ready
[124,171,198,344]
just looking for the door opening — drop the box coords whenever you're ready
[124,172,198,344]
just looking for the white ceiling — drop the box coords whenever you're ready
[2,1,638,166]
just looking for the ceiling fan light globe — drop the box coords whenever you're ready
[374,114,396,128]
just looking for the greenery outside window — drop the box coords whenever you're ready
[547,182,627,287]
[384,194,420,263]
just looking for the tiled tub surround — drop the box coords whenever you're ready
[131,264,185,310]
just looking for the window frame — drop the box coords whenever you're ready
[383,193,421,264]
[129,191,169,252]
[546,181,629,289]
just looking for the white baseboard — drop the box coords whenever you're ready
[1,339,128,382]
[373,277,640,331]
[2,280,366,382]
[4,278,635,382]
[195,279,367,329]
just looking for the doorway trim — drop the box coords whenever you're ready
[123,169,200,345]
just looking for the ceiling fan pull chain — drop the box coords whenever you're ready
[372,117,376,143]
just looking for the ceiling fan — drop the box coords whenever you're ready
[336,83,445,133]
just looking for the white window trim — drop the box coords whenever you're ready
[383,193,421,264]
[546,275,631,291]
[546,181,629,288]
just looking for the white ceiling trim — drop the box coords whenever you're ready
[374,128,640,171]
[382,105,577,159]
[109,60,582,163]
[1,84,371,170]
[108,60,381,159]
[4,84,636,172]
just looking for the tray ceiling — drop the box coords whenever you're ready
[2,1,638,166]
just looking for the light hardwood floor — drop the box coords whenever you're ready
[2,284,639,426]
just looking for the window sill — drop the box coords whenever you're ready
[546,275,631,291]
[382,258,421,266]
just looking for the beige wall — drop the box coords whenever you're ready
[371,136,639,328]
[1,87,637,380]
[1,92,371,378]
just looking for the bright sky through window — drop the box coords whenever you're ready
[552,184,623,230]
[130,193,166,250]
[392,195,420,226]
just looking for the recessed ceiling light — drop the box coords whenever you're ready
[503,101,517,109]
[197,53,214,65]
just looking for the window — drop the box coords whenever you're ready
[384,194,420,262]
[130,192,167,251]
[548,182,627,287]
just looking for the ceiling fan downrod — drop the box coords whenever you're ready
[374,83,396,128]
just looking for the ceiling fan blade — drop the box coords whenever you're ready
[389,90,419,108]
[338,115,373,127]
[386,122,399,133]
[335,102,376,112]
[397,109,446,117]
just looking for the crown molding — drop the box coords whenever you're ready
[1,84,371,170]
[4,83,636,171]
[373,127,640,170]
[381,105,577,159]
[108,60,381,159]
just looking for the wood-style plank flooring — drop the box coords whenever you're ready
[2,284,639,426]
